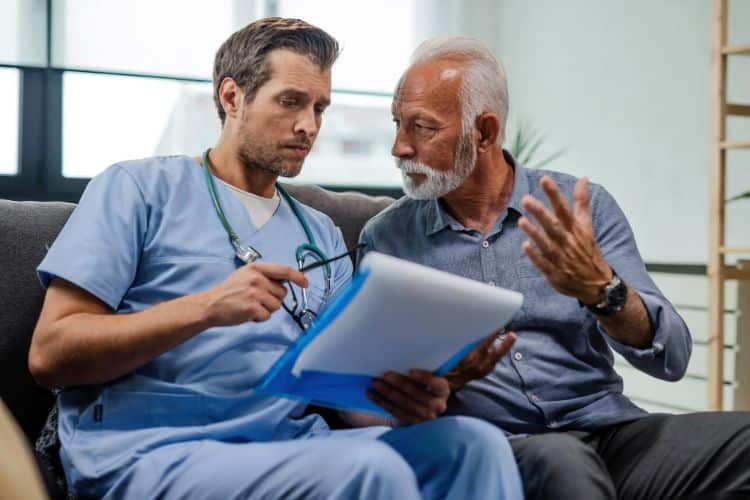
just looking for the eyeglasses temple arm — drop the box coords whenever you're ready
[298,242,367,273]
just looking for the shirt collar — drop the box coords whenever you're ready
[424,149,531,237]
[505,149,530,217]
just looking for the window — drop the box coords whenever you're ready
[0,0,47,67]
[0,68,20,175]
[4,0,459,199]
[277,0,416,187]
[277,0,415,93]
[0,0,45,178]
[290,93,399,187]
[62,73,217,178]
[51,0,246,79]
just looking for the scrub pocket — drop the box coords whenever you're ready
[88,390,208,431]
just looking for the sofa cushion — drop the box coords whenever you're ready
[0,200,76,441]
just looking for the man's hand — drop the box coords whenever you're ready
[202,262,308,326]
[444,329,517,392]
[365,330,515,426]
[367,369,451,426]
[519,176,611,305]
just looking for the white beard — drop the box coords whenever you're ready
[396,134,477,200]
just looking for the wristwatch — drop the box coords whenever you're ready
[581,268,628,316]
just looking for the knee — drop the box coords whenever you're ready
[417,416,516,466]
[449,415,514,459]
[330,440,418,497]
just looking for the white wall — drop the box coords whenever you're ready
[461,0,749,264]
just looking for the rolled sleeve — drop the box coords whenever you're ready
[599,291,691,381]
[591,186,692,381]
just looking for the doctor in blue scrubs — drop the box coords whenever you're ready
[29,17,523,499]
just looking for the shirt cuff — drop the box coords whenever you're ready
[598,291,666,359]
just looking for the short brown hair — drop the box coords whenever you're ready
[212,17,340,125]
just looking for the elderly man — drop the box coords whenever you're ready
[360,36,750,499]
[28,20,523,499]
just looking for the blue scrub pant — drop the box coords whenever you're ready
[103,416,523,499]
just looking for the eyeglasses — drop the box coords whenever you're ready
[282,242,366,332]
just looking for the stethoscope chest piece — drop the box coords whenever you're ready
[234,242,262,263]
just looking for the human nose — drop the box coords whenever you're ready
[391,126,415,159]
[294,106,319,140]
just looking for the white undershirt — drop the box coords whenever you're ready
[217,178,281,230]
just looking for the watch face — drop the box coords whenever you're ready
[605,274,628,311]
[587,270,627,316]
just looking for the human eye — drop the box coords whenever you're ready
[279,97,298,108]
[414,121,434,132]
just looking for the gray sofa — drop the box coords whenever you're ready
[0,184,394,496]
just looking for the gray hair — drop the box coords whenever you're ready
[409,36,509,144]
[213,17,339,126]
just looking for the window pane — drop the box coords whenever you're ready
[277,0,415,93]
[292,93,400,187]
[52,0,256,79]
[62,72,219,178]
[0,0,47,66]
[0,68,20,175]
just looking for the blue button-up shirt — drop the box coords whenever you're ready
[359,154,691,435]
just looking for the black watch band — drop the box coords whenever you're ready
[579,268,628,317]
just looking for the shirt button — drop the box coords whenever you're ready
[549,420,558,427]
[513,352,523,361]
[531,394,541,402]
[481,240,490,248]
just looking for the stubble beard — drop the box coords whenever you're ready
[237,127,304,178]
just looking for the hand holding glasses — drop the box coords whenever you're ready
[282,243,367,332]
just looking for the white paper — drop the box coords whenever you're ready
[292,252,523,377]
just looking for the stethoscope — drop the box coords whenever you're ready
[201,149,334,314]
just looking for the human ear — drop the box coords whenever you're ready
[475,112,501,152]
[218,77,244,121]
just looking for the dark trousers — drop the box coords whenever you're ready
[510,412,750,500]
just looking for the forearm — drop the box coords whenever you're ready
[29,291,214,389]
[596,285,652,349]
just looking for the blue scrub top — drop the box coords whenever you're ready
[37,156,353,491]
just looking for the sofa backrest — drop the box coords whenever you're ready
[0,186,394,442]
[0,200,76,441]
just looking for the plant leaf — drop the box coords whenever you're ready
[529,148,566,170]
[519,131,545,166]
[726,191,750,203]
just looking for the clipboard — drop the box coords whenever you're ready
[257,251,523,416]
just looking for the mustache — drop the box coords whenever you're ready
[281,139,312,149]
[395,158,433,173]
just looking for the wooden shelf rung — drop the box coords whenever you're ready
[724,267,750,280]
[720,246,750,254]
[722,44,750,55]
[727,103,750,116]
[720,140,750,149]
